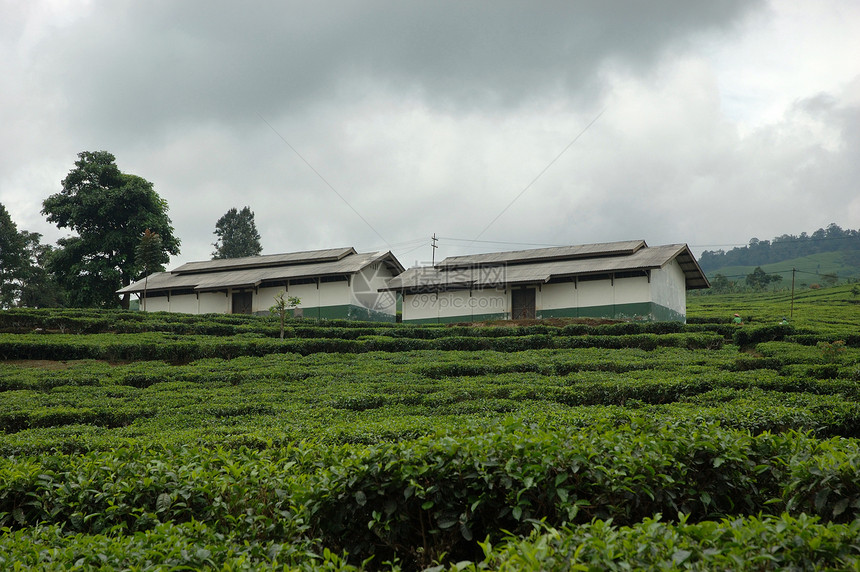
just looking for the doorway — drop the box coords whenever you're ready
[511,288,536,320]
[232,292,253,314]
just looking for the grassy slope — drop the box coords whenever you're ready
[704,250,860,282]
[688,283,860,331]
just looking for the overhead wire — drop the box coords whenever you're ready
[258,113,391,249]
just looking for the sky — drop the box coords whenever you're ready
[1,0,859,270]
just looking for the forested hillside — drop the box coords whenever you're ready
[699,223,860,273]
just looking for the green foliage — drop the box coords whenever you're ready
[212,206,262,259]
[699,223,860,280]
[135,229,164,312]
[818,340,847,363]
[271,290,301,340]
[745,266,783,291]
[709,272,735,293]
[0,303,857,568]
[463,514,860,571]
[41,151,180,309]
[0,202,26,308]
[16,231,65,308]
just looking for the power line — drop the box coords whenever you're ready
[472,108,606,243]
[439,236,566,248]
[713,268,842,279]
[257,113,390,249]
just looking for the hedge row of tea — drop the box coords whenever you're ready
[1,341,860,459]
[2,514,858,570]
[1,295,859,569]
[3,420,860,568]
[689,283,860,333]
[0,331,733,362]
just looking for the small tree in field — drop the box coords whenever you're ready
[135,229,163,311]
[270,291,300,339]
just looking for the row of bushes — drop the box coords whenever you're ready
[0,332,725,361]
[468,514,860,571]
[6,374,860,439]
[4,513,856,570]
[3,420,860,566]
[0,307,757,339]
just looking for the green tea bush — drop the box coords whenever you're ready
[303,419,787,566]
[460,514,860,571]
[733,324,796,347]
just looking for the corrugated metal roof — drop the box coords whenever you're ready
[171,247,356,275]
[437,240,646,269]
[118,250,404,294]
[383,243,710,291]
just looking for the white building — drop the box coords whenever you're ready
[382,241,709,323]
[118,247,404,321]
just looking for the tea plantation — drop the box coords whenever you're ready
[1,285,859,570]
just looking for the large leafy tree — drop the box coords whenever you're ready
[0,202,26,308]
[745,266,783,291]
[42,151,180,309]
[212,206,262,259]
[17,231,66,308]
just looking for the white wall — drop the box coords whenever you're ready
[577,278,614,308]
[255,287,284,314]
[141,297,169,312]
[526,275,651,314]
[614,275,651,304]
[168,294,198,314]
[255,283,352,315]
[404,288,507,321]
[540,282,575,311]
[199,292,229,314]
[650,259,686,316]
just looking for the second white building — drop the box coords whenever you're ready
[382,240,709,323]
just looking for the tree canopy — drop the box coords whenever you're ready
[745,266,783,291]
[17,231,66,308]
[42,151,180,309]
[699,223,860,272]
[0,202,26,308]
[212,206,262,259]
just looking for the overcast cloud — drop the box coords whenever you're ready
[2,0,859,269]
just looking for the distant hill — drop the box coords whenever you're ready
[687,283,860,331]
[699,223,860,284]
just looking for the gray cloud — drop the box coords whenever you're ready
[2,0,859,271]
[34,1,763,137]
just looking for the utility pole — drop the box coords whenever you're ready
[790,267,796,318]
[431,233,438,266]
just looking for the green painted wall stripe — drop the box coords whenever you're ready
[404,312,508,325]
[403,302,685,323]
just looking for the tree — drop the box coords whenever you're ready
[709,273,733,294]
[135,229,164,311]
[41,151,180,309]
[212,206,262,259]
[745,266,782,291]
[270,291,300,340]
[0,203,26,308]
[17,231,66,308]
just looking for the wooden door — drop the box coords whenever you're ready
[511,288,536,319]
[232,292,253,314]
